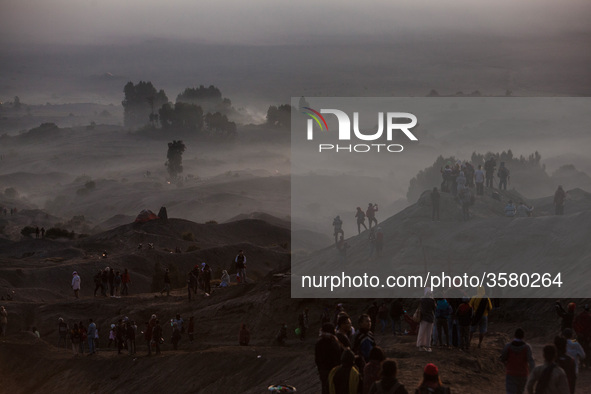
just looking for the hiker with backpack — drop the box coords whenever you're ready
[501,328,535,394]
[435,298,452,347]
[415,363,450,394]
[356,207,368,234]
[498,162,510,191]
[469,286,492,348]
[235,250,248,284]
[368,359,408,394]
[525,345,570,394]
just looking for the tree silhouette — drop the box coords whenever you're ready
[166,140,186,179]
[204,112,236,139]
[122,81,168,128]
[159,102,204,131]
[266,104,291,128]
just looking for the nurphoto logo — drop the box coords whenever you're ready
[302,107,419,153]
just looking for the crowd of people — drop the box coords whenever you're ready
[310,294,590,394]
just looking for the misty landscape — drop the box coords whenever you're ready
[1,0,591,393]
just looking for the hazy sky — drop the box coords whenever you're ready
[1,0,590,46]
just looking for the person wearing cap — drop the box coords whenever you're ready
[0,306,7,337]
[501,328,535,394]
[315,323,343,394]
[526,345,570,394]
[71,271,81,299]
[573,304,591,368]
[416,363,450,394]
[328,349,361,394]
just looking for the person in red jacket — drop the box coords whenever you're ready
[121,268,131,296]
[501,328,535,394]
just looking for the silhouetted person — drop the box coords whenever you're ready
[554,185,566,215]
[356,207,368,234]
[497,162,510,191]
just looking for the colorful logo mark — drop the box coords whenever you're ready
[302,107,328,131]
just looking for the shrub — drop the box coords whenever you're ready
[205,220,218,225]
[182,232,195,242]
[186,245,200,252]
[21,226,37,237]
[45,227,75,239]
